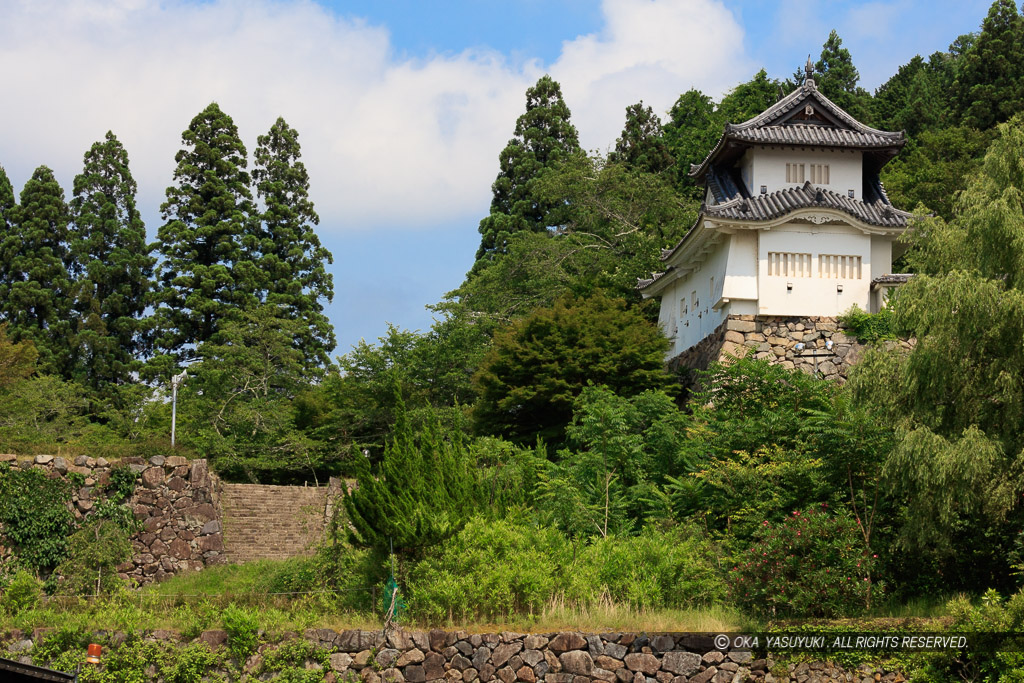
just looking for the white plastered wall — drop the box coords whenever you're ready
[659,238,732,356]
[757,222,871,316]
[751,147,862,197]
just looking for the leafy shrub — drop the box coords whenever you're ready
[163,642,221,683]
[838,304,899,343]
[257,639,329,682]
[568,526,726,609]
[407,514,570,621]
[916,588,1024,682]
[104,464,138,503]
[56,519,133,596]
[222,602,260,662]
[2,569,43,614]
[730,506,875,618]
[0,465,74,573]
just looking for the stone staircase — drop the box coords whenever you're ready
[219,483,329,563]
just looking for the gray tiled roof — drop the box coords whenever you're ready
[872,273,913,285]
[690,82,904,178]
[637,271,667,289]
[703,181,911,228]
[726,123,902,149]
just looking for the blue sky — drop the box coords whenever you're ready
[0,0,994,358]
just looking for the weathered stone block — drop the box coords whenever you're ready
[398,649,426,667]
[558,651,593,676]
[623,654,659,675]
[726,319,757,333]
[141,467,164,489]
[492,643,523,667]
[549,634,586,653]
[661,652,701,676]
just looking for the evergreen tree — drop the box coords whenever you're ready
[472,75,580,273]
[954,0,1024,130]
[814,31,873,121]
[153,103,257,362]
[343,382,477,559]
[0,165,14,229]
[0,166,73,374]
[252,117,335,368]
[663,89,719,197]
[69,131,154,387]
[717,69,780,124]
[608,101,673,174]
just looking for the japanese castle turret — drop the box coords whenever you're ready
[639,62,912,377]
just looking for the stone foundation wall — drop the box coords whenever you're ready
[2,628,911,683]
[669,315,912,383]
[0,454,225,585]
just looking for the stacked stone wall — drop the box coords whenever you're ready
[0,454,225,585]
[1,628,911,683]
[669,315,912,383]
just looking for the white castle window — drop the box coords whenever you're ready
[786,163,805,183]
[768,252,812,277]
[810,164,830,184]
[819,254,862,279]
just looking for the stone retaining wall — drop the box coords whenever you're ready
[0,454,225,585]
[2,628,910,683]
[669,315,912,383]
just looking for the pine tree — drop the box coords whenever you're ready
[0,166,73,373]
[343,381,477,558]
[69,131,154,387]
[608,101,673,174]
[153,103,257,361]
[252,117,335,368]
[472,75,580,273]
[954,0,1024,130]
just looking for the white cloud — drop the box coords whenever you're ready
[0,0,750,234]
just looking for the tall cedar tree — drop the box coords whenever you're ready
[954,0,1024,130]
[0,165,13,229]
[252,117,335,368]
[69,132,154,387]
[343,382,477,559]
[0,166,73,375]
[813,31,873,123]
[153,103,257,361]
[472,75,580,273]
[609,101,673,174]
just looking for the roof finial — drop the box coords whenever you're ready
[805,55,815,88]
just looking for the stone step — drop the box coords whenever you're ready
[219,483,329,563]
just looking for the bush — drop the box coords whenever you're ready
[0,465,74,573]
[838,304,899,343]
[222,602,260,662]
[568,526,726,609]
[407,515,571,621]
[2,569,42,615]
[730,506,875,618]
[55,519,133,596]
[916,588,1024,682]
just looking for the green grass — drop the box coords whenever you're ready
[0,558,952,637]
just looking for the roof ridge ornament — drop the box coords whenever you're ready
[805,55,816,89]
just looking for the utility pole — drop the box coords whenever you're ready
[170,370,188,447]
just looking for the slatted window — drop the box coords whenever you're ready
[785,163,805,183]
[768,252,812,277]
[819,254,862,279]
[679,297,687,317]
[691,290,698,309]
[810,164,830,184]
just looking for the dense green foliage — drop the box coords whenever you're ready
[344,385,478,559]
[473,75,581,273]
[152,102,258,361]
[4,1,1024,634]
[69,131,154,389]
[253,117,335,369]
[472,292,674,446]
